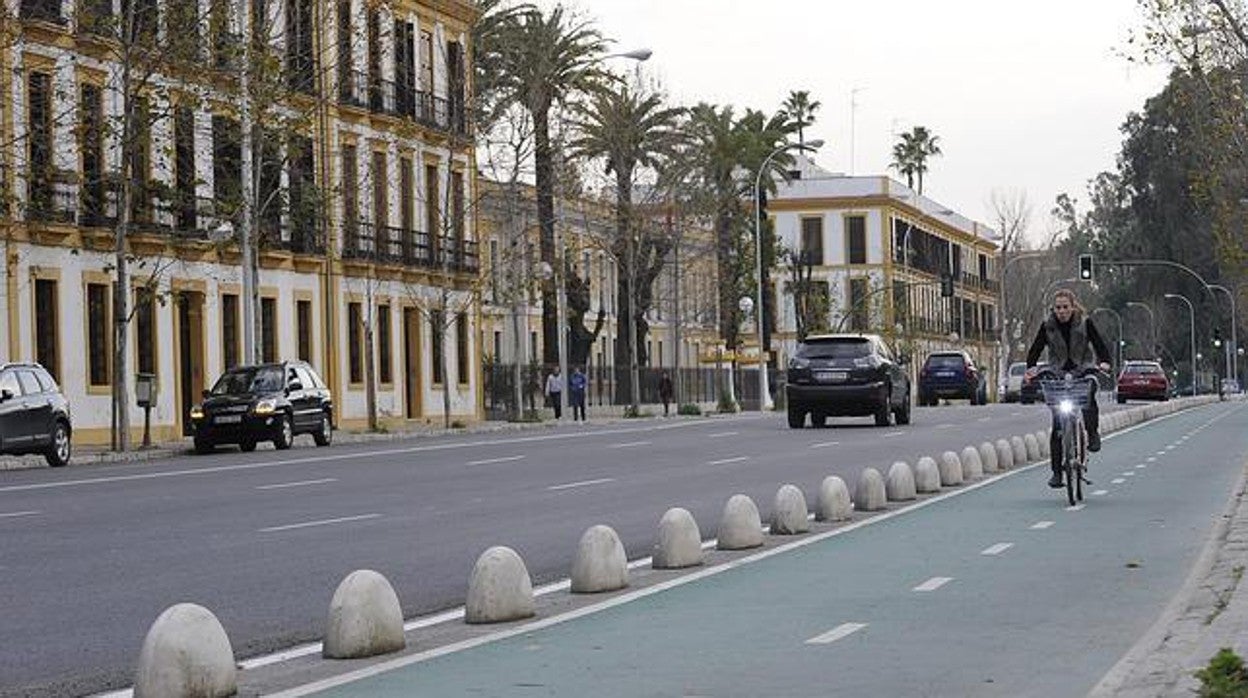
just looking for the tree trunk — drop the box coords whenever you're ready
[533,111,558,367]
[364,319,377,431]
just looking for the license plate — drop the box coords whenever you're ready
[815,371,848,383]
[215,415,243,424]
[936,371,955,378]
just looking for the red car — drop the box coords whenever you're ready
[1116,361,1169,403]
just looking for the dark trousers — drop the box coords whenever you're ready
[550,392,562,419]
[571,392,586,421]
[1050,382,1099,470]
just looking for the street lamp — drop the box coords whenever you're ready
[1164,293,1197,393]
[754,139,823,411]
[1126,301,1156,360]
[537,260,567,415]
[1209,284,1237,383]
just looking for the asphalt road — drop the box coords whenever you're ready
[294,401,1248,697]
[0,400,1142,696]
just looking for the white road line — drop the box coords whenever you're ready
[809,441,840,449]
[0,510,39,519]
[1112,478,1125,484]
[981,543,1013,556]
[883,431,905,438]
[259,514,381,533]
[805,622,868,645]
[1165,445,1176,451]
[1066,504,1086,512]
[707,432,739,438]
[1011,411,1022,416]
[707,456,749,466]
[1123,472,1135,477]
[1136,464,1147,469]
[1156,451,1166,455]
[1093,490,1109,496]
[977,417,992,422]
[1147,457,1157,463]
[466,455,526,466]
[546,478,615,491]
[1031,521,1055,530]
[913,577,953,592]
[607,441,651,449]
[936,423,955,429]
[255,478,338,490]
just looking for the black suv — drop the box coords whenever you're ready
[0,362,71,466]
[191,361,333,454]
[785,334,911,428]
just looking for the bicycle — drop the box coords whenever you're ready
[1035,368,1102,506]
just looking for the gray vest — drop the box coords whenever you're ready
[1043,314,1094,368]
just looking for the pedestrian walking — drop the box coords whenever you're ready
[569,366,588,422]
[659,371,673,416]
[545,366,564,420]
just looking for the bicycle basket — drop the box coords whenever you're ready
[1039,379,1093,409]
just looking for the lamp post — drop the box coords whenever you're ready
[1209,284,1237,383]
[738,295,754,405]
[754,139,823,411]
[1126,301,1156,360]
[1164,293,1197,393]
[1091,307,1123,369]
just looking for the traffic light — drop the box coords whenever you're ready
[1078,254,1094,282]
[940,273,954,298]
[1214,327,1223,348]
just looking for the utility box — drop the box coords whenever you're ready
[135,373,157,407]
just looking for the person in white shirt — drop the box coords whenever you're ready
[544,367,564,419]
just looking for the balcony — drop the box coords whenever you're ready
[337,68,466,136]
[27,187,76,224]
[342,221,477,273]
[20,0,65,24]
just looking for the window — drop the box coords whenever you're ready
[347,302,362,383]
[489,239,499,301]
[257,131,282,240]
[425,163,439,239]
[121,0,158,44]
[800,217,823,265]
[846,216,867,264]
[212,115,242,215]
[372,151,387,227]
[451,171,465,245]
[261,297,277,363]
[128,97,152,223]
[419,30,433,93]
[394,21,415,114]
[978,253,988,281]
[399,157,413,231]
[27,72,52,219]
[366,9,382,111]
[33,367,55,392]
[336,0,353,102]
[17,370,39,396]
[87,283,110,386]
[288,136,316,249]
[447,40,465,132]
[285,0,315,93]
[296,299,312,363]
[430,309,444,384]
[493,330,501,360]
[341,144,358,242]
[0,371,18,398]
[377,304,391,384]
[848,278,869,331]
[174,107,196,232]
[893,280,909,326]
[456,313,469,384]
[222,293,239,369]
[135,287,156,375]
[80,84,105,225]
[34,279,57,381]
[209,0,234,69]
[21,0,63,23]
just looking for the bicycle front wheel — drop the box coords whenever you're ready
[1063,423,1077,506]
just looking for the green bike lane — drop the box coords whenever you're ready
[279,402,1248,697]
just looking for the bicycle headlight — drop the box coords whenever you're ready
[1058,399,1075,415]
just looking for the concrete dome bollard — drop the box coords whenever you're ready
[995,439,1015,470]
[885,462,916,501]
[960,446,983,480]
[938,451,964,486]
[1036,431,1050,458]
[914,456,942,493]
[1024,433,1041,462]
[979,442,999,473]
[771,484,810,534]
[717,494,764,550]
[815,476,852,522]
[465,546,535,624]
[1011,436,1028,464]
[571,524,629,593]
[855,467,887,511]
[653,507,703,569]
[323,570,405,659]
[134,603,236,698]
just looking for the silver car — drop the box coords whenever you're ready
[1001,362,1028,403]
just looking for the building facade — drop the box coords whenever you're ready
[768,159,1001,389]
[3,0,481,445]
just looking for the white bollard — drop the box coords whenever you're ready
[914,456,942,493]
[571,524,629,593]
[886,461,917,501]
[996,439,1015,470]
[939,451,964,486]
[1024,433,1041,462]
[960,446,983,480]
[854,467,887,511]
[653,507,703,569]
[323,570,406,659]
[134,603,236,698]
[815,476,852,522]
[1036,430,1050,458]
[979,442,999,473]
[1011,436,1028,464]
[771,484,810,534]
[465,546,535,624]
[718,494,764,550]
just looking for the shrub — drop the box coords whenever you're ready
[677,403,702,416]
[717,395,739,414]
[1194,648,1248,698]
[624,406,651,419]
[450,420,467,429]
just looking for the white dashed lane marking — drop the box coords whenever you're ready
[547,478,615,492]
[255,478,338,490]
[883,432,905,438]
[259,514,381,533]
[466,455,526,466]
[1093,490,1109,496]
[1112,478,1125,484]
[608,441,651,449]
[805,623,868,645]
[913,577,953,592]
[707,432,739,439]
[981,543,1013,556]
[809,441,840,449]
[707,456,749,466]
[1031,521,1055,530]
[0,510,39,519]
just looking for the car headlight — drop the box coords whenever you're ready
[190,405,204,420]
[789,357,809,370]
[1058,399,1075,415]
[254,398,278,415]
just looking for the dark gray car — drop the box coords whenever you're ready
[785,334,911,428]
[0,362,71,466]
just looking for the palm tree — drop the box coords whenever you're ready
[891,126,943,194]
[567,81,687,409]
[490,6,609,367]
[780,90,821,147]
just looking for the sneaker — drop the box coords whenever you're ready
[1048,472,1064,488]
[1088,431,1101,452]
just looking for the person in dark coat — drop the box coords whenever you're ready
[658,371,673,416]
[569,367,588,422]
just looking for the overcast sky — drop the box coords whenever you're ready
[545,0,1171,242]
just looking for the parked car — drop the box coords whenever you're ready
[1116,360,1170,403]
[1000,362,1028,403]
[191,361,333,454]
[1221,378,1241,395]
[785,333,911,428]
[0,362,71,467]
[917,351,987,406]
[1019,362,1049,404]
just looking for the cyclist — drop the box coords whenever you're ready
[1023,288,1112,488]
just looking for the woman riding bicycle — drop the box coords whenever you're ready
[1024,288,1112,488]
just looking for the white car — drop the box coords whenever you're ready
[1001,362,1028,403]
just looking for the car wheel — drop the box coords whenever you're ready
[1117,396,1126,404]
[313,412,333,446]
[787,407,805,429]
[894,390,912,425]
[874,387,893,427]
[274,414,294,450]
[239,439,258,453]
[812,412,827,428]
[194,437,214,455]
[44,420,70,467]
